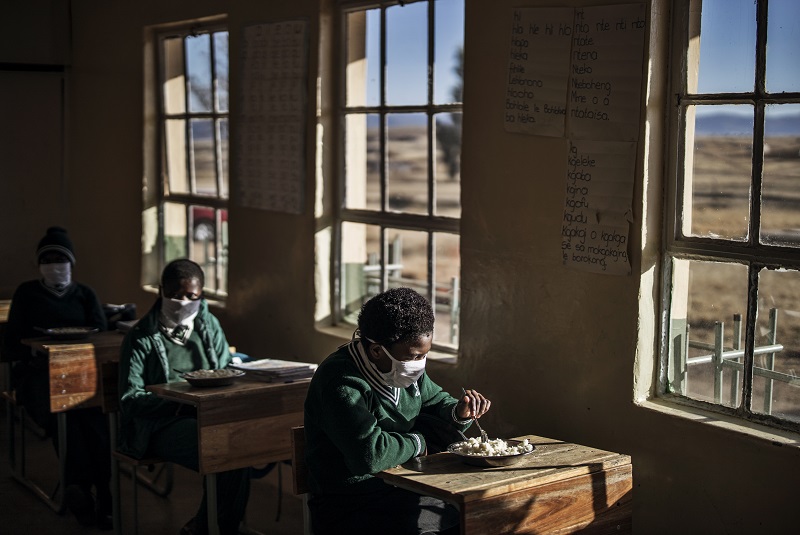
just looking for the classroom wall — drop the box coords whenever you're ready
[2,1,799,533]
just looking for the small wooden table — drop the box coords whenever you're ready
[10,331,124,511]
[147,376,310,534]
[377,434,632,535]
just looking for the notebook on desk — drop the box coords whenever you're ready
[231,358,317,382]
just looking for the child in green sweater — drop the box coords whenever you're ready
[304,287,491,534]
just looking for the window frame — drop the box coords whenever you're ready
[149,19,230,298]
[332,0,463,353]
[661,0,800,433]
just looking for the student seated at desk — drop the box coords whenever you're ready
[3,226,112,529]
[118,259,250,535]
[304,287,492,535]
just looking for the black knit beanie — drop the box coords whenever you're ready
[37,226,76,265]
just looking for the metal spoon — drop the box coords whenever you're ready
[462,388,489,443]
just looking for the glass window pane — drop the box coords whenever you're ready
[386,2,427,105]
[190,119,216,196]
[163,202,188,262]
[213,32,229,112]
[435,112,461,217]
[345,113,380,211]
[695,0,756,94]
[388,113,428,214]
[683,105,752,239]
[434,0,464,105]
[754,268,800,423]
[218,212,229,295]
[186,33,212,113]
[165,119,188,195]
[341,222,381,323]
[217,118,229,198]
[760,104,800,245]
[162,37,185,114]
[766,0,800,93]
[434,232,460,348]
[669,258,748,408]
[346,9,380,107]
[386,229,429,299]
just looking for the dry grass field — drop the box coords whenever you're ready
[683,134,800,419]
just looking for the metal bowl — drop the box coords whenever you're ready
[447,439,535,467]
[181,369,245,387]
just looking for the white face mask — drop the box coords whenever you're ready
[377,344,427,389]
[40,262,72,289]
[160,295,202,325]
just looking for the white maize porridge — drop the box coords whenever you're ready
[452,437,533,457]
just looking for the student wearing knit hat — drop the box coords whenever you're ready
[3,227,113,530]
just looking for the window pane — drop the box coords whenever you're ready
[213,32,229,112]
[754,269,800,423]
[162,37,185,114]
[340,222,381,324]
[186,33,213,113]
[760,104,800,245]
[190,119,216,196]
[694,0,756,94]
[163,202,188,262]
[165,119,188,195]
[386,2,427,105]
[683,105,752,240]
[346,9,380,107]
[190,205,217,292]
[217,118,229,198]
[386,229,429,299]
[434,0,464,105]
[766,0,800,93]
[435,112,461,217]
[434,232,460,348]
[669,258,748,408]
[344,113,380,211]
[218,213,229,295]
[388,113,428,214]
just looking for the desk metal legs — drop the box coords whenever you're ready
[6,402,67,514]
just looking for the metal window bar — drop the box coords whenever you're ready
[683,308,793,415]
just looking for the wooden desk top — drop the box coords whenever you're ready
[147,375,311,405]
[379,434,631,505]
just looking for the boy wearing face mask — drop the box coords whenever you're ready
[304,287,492,535]
[118,259,250,535]
[3,226,112,529]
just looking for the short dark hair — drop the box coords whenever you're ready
[161,259,205,289]
[358,287,434,346]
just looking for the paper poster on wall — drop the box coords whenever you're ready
[235,20,308,214]
[561,140,636,275]
[504,4,645,142]
[566,3,647,141]
[503,7,574,137]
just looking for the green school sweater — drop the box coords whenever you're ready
[304,340,471,495]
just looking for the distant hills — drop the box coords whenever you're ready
[696,112,800,136]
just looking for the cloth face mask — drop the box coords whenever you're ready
[40,262,71,289]
[160,295,202,325]
[378,344,427,389]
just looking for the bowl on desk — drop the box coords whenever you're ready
[35,326,100,340]
[447,438,535,467]
[180,368,245,387]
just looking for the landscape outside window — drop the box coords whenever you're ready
[338,0,464,351]
[159,26,229,296]
[664,0,800,429]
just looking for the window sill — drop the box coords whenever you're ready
[636,397,800,449]
[315,323,458,364]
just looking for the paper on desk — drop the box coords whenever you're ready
[231,358,317,382]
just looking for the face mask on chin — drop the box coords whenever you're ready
[367,338,427,389]
[40,262,72,289]
[160,293,202,325]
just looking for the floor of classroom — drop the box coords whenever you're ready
[0,407,306,535]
